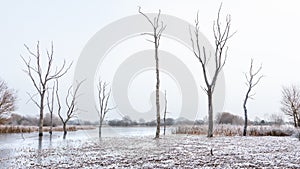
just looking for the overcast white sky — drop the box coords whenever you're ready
[0,0,300,122]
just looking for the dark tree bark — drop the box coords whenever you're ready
[21,42,71,137]
[63,122,67,139]
[190,4,234,137]
[243,59,263,136]
[139,7,166,139]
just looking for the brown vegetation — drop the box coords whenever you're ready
[0,125,95,134]
[174,125,296,137]
[0,79,16,124]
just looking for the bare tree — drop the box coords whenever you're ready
[269,113,284,126]
[46,82,55,135]
[0,79,16,124]
[281,85,300,127]
[21,41,71,137]
[57,80,84,138]
[243,59,263,136]
[190,4,234,137]
[163,90,167,135]
[139,7,166,139]
[96,80,115,138]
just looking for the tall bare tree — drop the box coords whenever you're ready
[243,59,263,136]
[57,80,84,138]
[281,85,300,127]
[96,80,115,138]
[139,7,166,139]
[190,4,234,137]
[0,79,16,124]
[21,41,71,136]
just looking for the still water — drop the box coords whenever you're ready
[0,127,174,151]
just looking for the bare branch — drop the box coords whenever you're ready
[26,92,40,108]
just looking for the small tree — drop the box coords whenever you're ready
[139,7,166,139]
[190,4,234,137]
[281,85,300,127]
[46,82,55,135]
[21,42,71,137]
[0,79,16,124]
[96,80,115,138]
[57,80,84,138]
[243,59,263,136]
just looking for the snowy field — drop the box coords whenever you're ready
[1,135,300,168]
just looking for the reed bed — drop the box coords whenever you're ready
[0,125,96,133]
[173,125,297,137]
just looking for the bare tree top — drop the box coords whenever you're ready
[138,7,166,47]
[244,59,263,99]
[281,85,300,114]
[189,3,235,93]
[21,41,72,95]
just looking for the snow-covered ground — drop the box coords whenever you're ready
[1,135,300,168]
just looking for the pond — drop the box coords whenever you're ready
[0,126,174,151]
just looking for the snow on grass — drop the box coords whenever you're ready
[1,135,300,168]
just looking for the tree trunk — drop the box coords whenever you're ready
[293,113,297,127]
[296,113,300,127]
[99,120,102,138]
[38,93,44,137]
[155,40,160,139]
[63,122,67,139]
[207,90,213,137]
[163,116,166,136]
[49,111,53,135]
[243,87,251,136]
[243,102,248,136]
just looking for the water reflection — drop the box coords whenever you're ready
[49,134,52,148]
[37,136,43,164]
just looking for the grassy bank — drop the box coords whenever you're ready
[0,125,96,133]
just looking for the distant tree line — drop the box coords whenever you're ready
[6,113,93,127]
[107,116,206,127]
[216,112,284,126]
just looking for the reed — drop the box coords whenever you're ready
[0,125,96,133]
[173,125,296,137]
